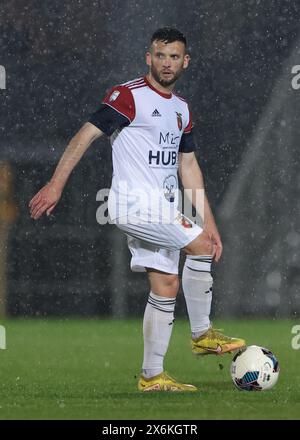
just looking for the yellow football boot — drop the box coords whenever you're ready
[192,327,246,355]
[138,372,197,392]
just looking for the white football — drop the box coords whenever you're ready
[230,345,280,391]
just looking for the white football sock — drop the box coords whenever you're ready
[142,291,176,379]
[182,255,213,339]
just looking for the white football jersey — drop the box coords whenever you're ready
[89,76,195,221]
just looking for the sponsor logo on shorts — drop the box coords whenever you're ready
[181,217,193,228]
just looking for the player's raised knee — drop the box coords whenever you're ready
[165,274,180,292]
[147,270,180,297]
[184,230,213,256]
[157,274,180,296]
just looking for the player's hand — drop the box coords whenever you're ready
[29,183,62,220]
[205,224,223,262]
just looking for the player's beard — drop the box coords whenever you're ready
[150,64,183,87]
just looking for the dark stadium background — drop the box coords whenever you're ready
[1,0,300,318]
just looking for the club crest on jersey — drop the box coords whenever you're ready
[109,90,120,102]
[176,112,183,131]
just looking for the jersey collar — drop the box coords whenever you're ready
[144,76,172,99]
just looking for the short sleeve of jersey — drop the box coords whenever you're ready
[88,85,135,136]
[179,105,196,153]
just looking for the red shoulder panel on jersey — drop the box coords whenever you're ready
[102,85,136,122]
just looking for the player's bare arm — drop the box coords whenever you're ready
[178,151,223,262]
[29,122,103,220]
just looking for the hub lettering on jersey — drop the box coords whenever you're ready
[149,150,178,167]
[150,131,180,168]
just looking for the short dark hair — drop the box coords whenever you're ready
[151,27,186,46]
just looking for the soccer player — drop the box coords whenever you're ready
[29,27,245,392]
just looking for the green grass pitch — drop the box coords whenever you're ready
[0,318,299,420]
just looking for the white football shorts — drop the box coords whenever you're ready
[115,213,203,274]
